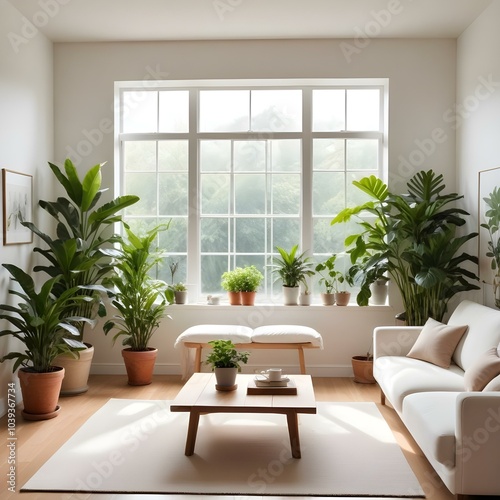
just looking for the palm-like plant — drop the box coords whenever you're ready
[0,264,94,373]
[103,224,174,351]
[22,159,139,344]
[332,170,479,325]
[271,244,315,289]
[481,186,500,307]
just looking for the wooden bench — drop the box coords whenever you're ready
[175,324,323,376]
[183,341,320,374]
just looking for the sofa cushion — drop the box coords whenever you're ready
[406,318,467,368]
[484,374,500,391]
[450,300,500,371]
[174,325,253,347]
[251,325,323,348]
[374,356,465,413]
[464,347,500,391]
[402,392,458,467]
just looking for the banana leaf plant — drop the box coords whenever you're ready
[0,264,95,373]
[21,159,139,345]
[332,170,480,325]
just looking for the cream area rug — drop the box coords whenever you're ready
[22,399,424,497]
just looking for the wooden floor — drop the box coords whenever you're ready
[0,375,493,500]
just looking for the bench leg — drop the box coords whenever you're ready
[194,346,202,372]
[298,347,306,374]
[380,388,386,405]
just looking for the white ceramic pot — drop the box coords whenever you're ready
[369,280,389,305]
[282,286,299,305]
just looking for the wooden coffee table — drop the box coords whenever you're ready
[170,372,316,458]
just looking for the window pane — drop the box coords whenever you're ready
[124,141,156,171]
[234,141,266,172]
[313,139,344,171]
[347,89,380,131]
[124,172,157,215]
[235,174,265,214]
[201,174,230,214]
[158,141,188,171]
[123,91,157,133]
[159,173,188,216]
[199,90,249,132]
[201,218,228,253]
[268,218,300,253]
[235,218,265,253]
[271,139,301,172]
[251,89,302,132]
[162,218,187,253]
[313,218,346,254]
[346,139,378,170]
[312,89,345,131]
[201,254,227,294]
[313,171,345,216]
[271,174,300,214]
[159,91,189,132]
[200,140,231,172]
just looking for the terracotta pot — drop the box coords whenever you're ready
[320,293,335,306]
[227,291,242,305]
[54,343,94,396]
[19,367,65,419]
[334,291,351,306]
[351,356,375,384]
[122,348,158,386]
[240,291,256,306]
[214,367,238,391]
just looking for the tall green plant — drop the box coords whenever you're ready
[332,170,479,325]
[22,159,139,344]
[0,264,94,373]
[103,224,174,351]
[481,186,500,307]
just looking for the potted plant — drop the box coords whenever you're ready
[332,170,480,325]
[270,245,315,305]
[0,264,94,419]
[22,159,139,394]
[315,255,354,306]
[480,186,500,307]
[237,265,264,305]
[351,346,375,384]
[103,223,174,386]
[172,282,188,304]
[205,339,250,391]
[221,268,243,305]
[168,261,188,304]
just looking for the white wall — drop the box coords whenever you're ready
[52,38,460,377]
[457,1,500,308]
[0,0,54,415]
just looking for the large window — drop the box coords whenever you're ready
[115,79,387,302]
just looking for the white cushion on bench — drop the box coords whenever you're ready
[251,325,323,348]
[174,324,253,348]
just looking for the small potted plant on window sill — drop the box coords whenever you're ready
[315,255,354,306]
[205,339,250,391]
[270,245,315,305]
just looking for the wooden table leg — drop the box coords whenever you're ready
[185,410,201,456]
[286,411,301,458]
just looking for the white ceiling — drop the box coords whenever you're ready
[8,0,493,43]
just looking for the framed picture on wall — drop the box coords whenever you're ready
[478,166,500,285]
[2,169,33,245]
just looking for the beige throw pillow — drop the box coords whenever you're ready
[406,317,468,368]
[464,346,500,391]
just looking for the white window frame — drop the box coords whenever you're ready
[114,78,388,304]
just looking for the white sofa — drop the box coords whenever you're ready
[373,300,500,498]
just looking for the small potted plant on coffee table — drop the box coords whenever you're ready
[205,339,250,391]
